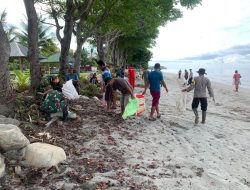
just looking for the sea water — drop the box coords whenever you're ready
[150,60,250,89]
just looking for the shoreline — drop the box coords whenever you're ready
[163,71,250,92]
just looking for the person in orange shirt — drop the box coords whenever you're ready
[128,67,135,88]
[233,70,242,92]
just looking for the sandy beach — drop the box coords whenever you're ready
[2,72,250,190]
[83,72,250,190]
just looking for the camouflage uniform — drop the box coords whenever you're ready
[41,89,68,120]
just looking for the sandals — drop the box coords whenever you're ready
[157,114,161,118]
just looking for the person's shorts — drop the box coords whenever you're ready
[150,90,161,107]
[192,98,207,111]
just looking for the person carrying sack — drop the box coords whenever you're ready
[182,68,214,124]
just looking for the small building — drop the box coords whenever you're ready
[40,52,75,74]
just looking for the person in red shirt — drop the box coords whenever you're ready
[128,67,135,88]
[233,70,242,92]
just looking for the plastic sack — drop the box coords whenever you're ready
[122,98,139,119]
[62,79,80,100]
[176,91,187,112]
[135,94,146,116]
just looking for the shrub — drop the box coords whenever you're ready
[80,84,101,98]
[12,70,30,92]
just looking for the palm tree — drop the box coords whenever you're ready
[0,10,16,42]
[15,15,58,57]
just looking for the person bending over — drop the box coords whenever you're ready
[105,77,135,114]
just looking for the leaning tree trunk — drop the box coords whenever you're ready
[24,0,41,89]
[0,21,12,96]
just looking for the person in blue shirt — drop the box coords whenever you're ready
[142,63,168,121]
[66,68,80,94]
[97,60,116,109]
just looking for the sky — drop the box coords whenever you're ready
[1,0,250,61]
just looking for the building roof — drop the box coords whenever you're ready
[10,41,46,59]
[10,41,27,57]
[40,52,75,63]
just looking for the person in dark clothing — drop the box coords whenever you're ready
[89,73,98,84]
[188,69,193,85]
[178,69,182,79]
[116,66,125,78]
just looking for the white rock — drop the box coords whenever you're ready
[0,118,20,126]
[0,124,30,151]
[79,95,89,100]
[93,96,99,100]
[0,154,5,178]
[24,143,66,168]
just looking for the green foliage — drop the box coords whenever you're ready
[128,48,152,69]
[12,70,30,92]
[14,15,58,57]
[80,84,101,98]
[15,94,37,121]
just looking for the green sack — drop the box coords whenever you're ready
[122,98,139,119]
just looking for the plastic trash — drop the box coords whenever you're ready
[135,94,146,116]
[176,91,187,112]
[122,98,139,119]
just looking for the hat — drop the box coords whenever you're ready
[197,68,207,75]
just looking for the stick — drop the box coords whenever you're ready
[45,117,59,128]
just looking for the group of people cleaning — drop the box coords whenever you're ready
[35,59,242,125]
[99,61,212,124]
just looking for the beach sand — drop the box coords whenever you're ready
[85,73,250,189]
[2,73,250,190]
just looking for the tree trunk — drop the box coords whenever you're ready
[23,0,41,89]
[73,23,85,76]
[0,21,12,96]
[96,34,106,62]
[59,0,75,79]
[112,43,127,68]
[73,39,84,76]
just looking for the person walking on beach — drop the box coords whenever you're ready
[188,69,193,85]
[184,69,189,85]
[233,70,241,92]
[178,69,182,79]
[142,68,150,86]
[182,68,214,124]
[142,63,168,121]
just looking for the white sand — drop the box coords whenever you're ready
[86,73,250,190]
